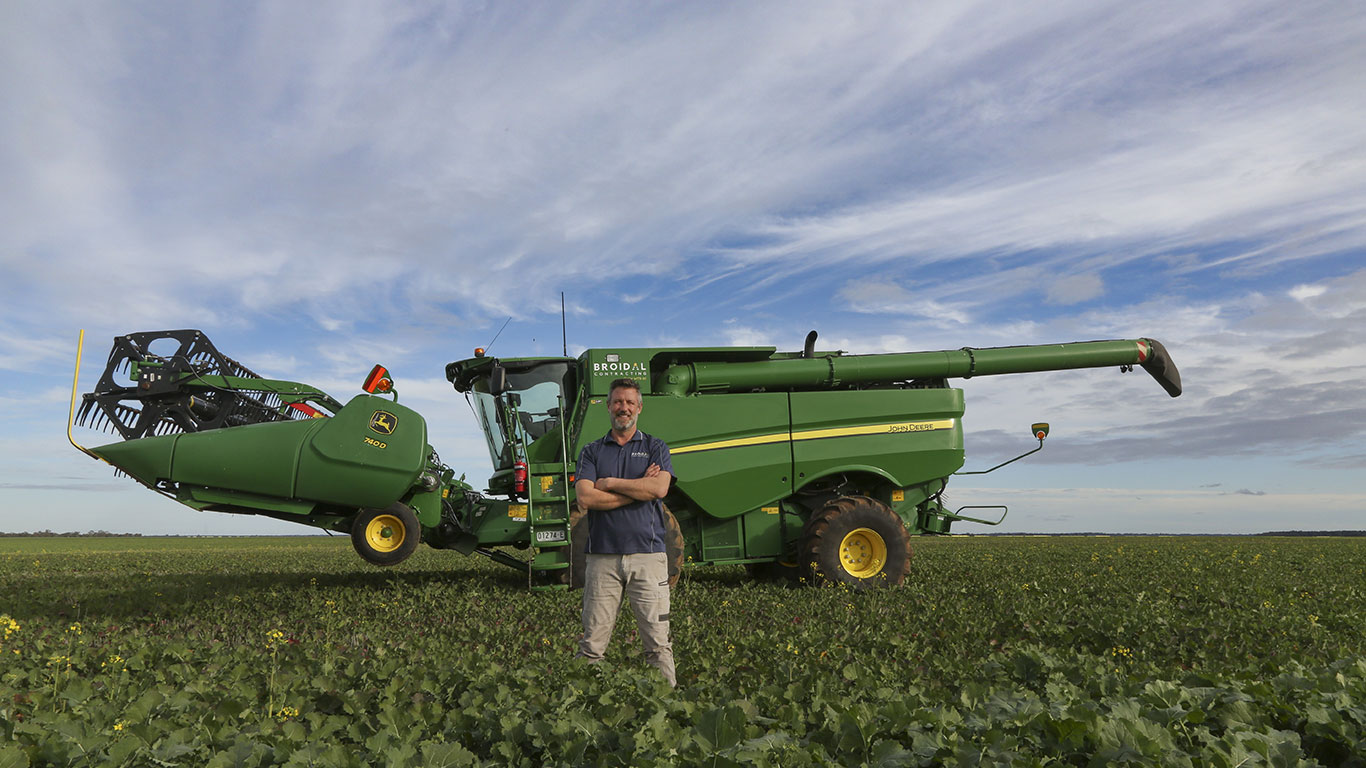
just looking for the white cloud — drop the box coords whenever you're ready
[836,280,972,325]
[1046,274,1104,305]
[6,0,1360,330]
[1289,284,1327,302]
[3,1,1364,534]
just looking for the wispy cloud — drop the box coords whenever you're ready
[2,1,1363,533]
[7,1,1363,332]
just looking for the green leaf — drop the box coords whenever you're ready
[60,678,93,704]
[0,746,29,768]
[870,739,914,767]
[837,710,866,756]
[419,741,478,768]
[281,720,308,742]
[200,732,267,759]
[124,690,165,722]
[105,737,142,767]
[696,705,744,752]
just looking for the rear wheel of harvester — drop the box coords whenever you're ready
[567,502,685,589]
[351,503,420,566]
[803,495,910,589]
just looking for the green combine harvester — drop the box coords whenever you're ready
[70,329,1181,590]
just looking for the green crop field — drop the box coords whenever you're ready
[2,535,1364,766]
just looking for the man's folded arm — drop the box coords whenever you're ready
[593,466,671,501]
[575,479,634,510]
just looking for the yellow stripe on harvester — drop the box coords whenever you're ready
[671,419,956,455]
[669,433,787,454]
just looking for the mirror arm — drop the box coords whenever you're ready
[953,438,1045,476]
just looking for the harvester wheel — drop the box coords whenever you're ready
[803,495,910,589]
[351,503,420,566]
[662,504,685,588]
[567,502,685,590]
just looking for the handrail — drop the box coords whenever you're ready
[67,329,107,463]
[948,505,1008,526]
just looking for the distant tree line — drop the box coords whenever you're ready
[0,530,144,537]
[1256,530,1366,537]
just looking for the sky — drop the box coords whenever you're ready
[2,1,1363,536]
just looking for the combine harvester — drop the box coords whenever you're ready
[70,329,1181,590]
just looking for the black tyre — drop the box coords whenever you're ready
[746,560,801,583]
[568,502,685,590]
[802,495,911,589]
[351,503,421,566]
[661,504,685,588]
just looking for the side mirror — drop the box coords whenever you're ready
[488,364,508,397]
[1031,422,1049,441]
[363,365,394,394]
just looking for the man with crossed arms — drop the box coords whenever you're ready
[572,377,676,687]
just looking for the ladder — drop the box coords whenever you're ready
[524,394,574,591]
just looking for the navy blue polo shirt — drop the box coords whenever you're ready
[575,429,673,554]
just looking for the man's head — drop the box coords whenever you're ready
[607,378,643,434]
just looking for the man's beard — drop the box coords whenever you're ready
[612,414,637,432]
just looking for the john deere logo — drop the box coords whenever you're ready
[369,411,398,435]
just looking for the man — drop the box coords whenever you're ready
[573,377,676,687]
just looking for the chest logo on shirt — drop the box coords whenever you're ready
[630,452,650,459]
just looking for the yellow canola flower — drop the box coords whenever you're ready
[113,722,125,732]
[67,621,83,635]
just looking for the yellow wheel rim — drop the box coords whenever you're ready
[365,514,405,553]
[839,527,886,579]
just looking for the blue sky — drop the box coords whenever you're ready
[2,1,1363,535]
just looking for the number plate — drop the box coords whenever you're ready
[535,529,566,543]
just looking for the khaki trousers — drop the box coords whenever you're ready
[576,552,676,687]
